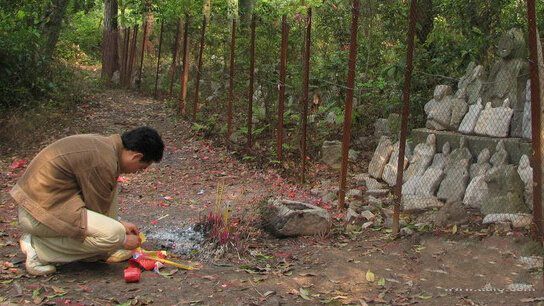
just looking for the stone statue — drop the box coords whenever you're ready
[445,137,472,172]
[517,154,533,208]
[470,148,492,179]
[413,142,451,196]
[425,85,453,130]
[483,28,529,137]
[450,96,468,130]
[437,158,470,203]
[474,99,513,137]
[368,136,394,179]
[403,134,436,183]
[490,140,508,167]
[522,80,532,139]
[456,63,486,106]
[463,149,492,208]
[459,98,483,134]
[382,142,411,186]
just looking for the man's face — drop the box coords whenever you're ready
[121,151,152,173]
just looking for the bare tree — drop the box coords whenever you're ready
[41,0,70,60]
[102,0,119,81]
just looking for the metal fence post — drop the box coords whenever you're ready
[338,0,361,209]
[227,18,236,139]
[154,21,164,99]
[193,17,207,120]
[179,17,190,115]
[277,15,289,162]
[247,14,256,147]
[137,20,148,89]
[392,0,418,236]
[300,8,312,183]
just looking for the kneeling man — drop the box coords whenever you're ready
[10,126,164,275]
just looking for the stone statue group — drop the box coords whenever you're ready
[368,28,535,227]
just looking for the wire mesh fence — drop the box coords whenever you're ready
[109,1,544,249]
[364,0,543,241]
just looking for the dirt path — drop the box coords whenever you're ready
[0,89,542,305]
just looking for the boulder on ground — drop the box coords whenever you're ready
[262,199,331,237]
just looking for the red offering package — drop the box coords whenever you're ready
[124,266,141,283]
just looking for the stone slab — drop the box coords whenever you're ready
[412,128,531,164]
[263,199,331,237]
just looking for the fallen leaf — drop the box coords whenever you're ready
[299,273,316,277]
[9,159,27,169]
[366,270,375,282]
[51,286,66,294]
[418,293,433,300]
[378,278,386,286]
[452,224,458,234]
[299,288,312,300]
[263,291,275,297]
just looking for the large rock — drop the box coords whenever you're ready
[321,140,343,170]
[368,136,394,179]
[263,199,331,237]
[480,165,528,214]
[482,213,533,228]
[434,202,469,227]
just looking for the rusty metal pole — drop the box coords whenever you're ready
[338,0,361,209]
[169,18,182,95]
[277,15,289,162]
[127,24,139,88]
[300,8,312,183]
[138,20,148,89]
[154,21,164,99]
[392,0,418,236]
[527,0,543,262]
[227,18,236,139]
[193,17,207,121]
[179,17,190,115]
[247,14,256,147]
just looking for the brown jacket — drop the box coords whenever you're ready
[10,134,122,239]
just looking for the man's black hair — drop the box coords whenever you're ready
[121,127,164,162]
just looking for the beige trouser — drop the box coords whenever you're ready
[18,192,126,263]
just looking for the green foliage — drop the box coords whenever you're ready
[59,9,103,62]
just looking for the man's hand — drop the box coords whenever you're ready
[120,221,139,235]
[123,234,141,250]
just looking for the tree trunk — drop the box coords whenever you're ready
[239,0,255,26]
[41,0,70,60]
[101,0,119,81]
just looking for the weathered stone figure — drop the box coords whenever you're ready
[414,142,451,196]
[437,158,470,203]
[459,98,484,134]
[445,137,472,172]
[522,80,532,139]
[474,100,513,137]
[368,136,394,179]
[483,28,529,137]
[456,63,485,106]
[382,142,411,186]
[517,154,533,208]
[424,85,453,130]
[463,149,492,208]
[403,134,436,183]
